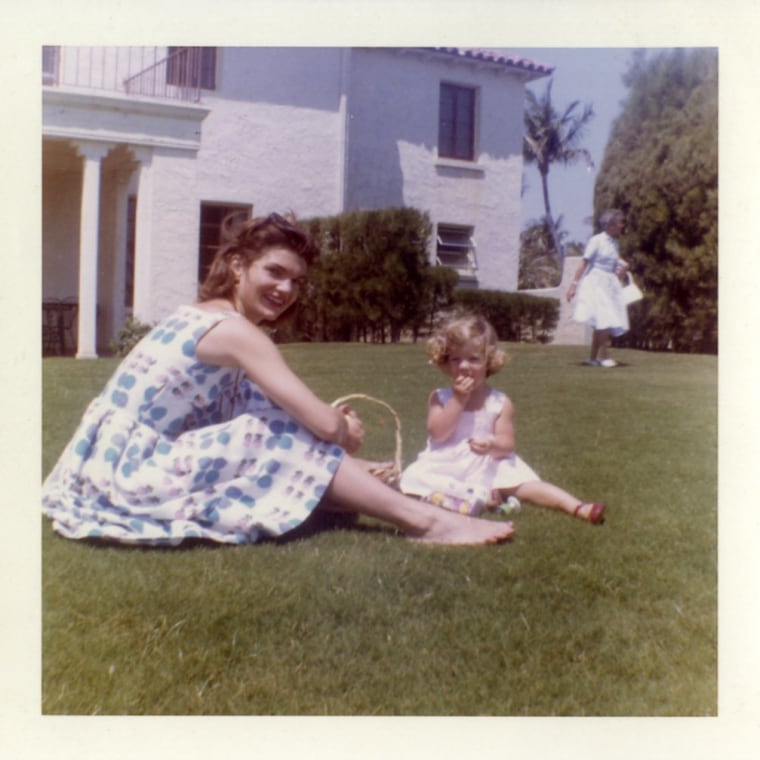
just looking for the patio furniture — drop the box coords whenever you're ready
[42,298,79,356]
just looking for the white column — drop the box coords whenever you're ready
[111,169,133,334]
[131,147,154,323]
[75,142,111,359]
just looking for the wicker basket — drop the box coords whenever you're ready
[331,394,403,486]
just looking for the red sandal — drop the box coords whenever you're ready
[573,502,606,525]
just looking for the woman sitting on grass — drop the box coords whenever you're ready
[42,212,514,547]
[399,314,606,524]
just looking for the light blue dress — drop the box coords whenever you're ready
[42,305,344,545]
[573,231,629,336]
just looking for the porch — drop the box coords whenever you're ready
[42,46,210,357]
[42,299,79,356]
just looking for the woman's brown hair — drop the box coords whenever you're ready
[198,211,320,307]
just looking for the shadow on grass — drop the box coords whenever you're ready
[273,509,393,544]
[62,509,392,552]
[573,361,632,368]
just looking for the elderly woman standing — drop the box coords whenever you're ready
[566,208,630,367]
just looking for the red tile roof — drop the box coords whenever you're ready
[423,47,554,77]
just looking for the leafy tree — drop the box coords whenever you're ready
[411,263,459,340]
[523,80,595,266]
[595,48,718,353]
[290,208,441,343]
[334,208,433,342]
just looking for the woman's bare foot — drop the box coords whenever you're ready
[325,455,513,546]
[408,509,515,546]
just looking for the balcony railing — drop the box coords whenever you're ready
[42,46,208,103]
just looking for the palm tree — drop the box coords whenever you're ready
[523,80,595,267]
[518,216,565,289]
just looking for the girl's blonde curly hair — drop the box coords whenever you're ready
[426,315,507,377]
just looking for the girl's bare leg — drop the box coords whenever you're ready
[322,455,515,545]
[506,480,584,516]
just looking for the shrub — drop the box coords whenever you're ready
[452,289,559,343]
[109,315,154,357]
[289,207,440,343]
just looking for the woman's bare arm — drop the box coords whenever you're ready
[196,317,363,451]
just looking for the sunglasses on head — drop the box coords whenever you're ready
[254,212,292,229]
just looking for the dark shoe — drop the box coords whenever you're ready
[573,502,606,525]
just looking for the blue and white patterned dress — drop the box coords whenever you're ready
[42,305,345,545]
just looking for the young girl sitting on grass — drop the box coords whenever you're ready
[399,314,606,524]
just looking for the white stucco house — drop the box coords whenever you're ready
[42,46,552,357]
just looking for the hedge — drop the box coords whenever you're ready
[452,289,559,343]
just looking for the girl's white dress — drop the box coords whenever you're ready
[399,387,539,515]
[42,306,345,546]
[573,231,629,336]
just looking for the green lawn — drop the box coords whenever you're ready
[41,343,717,715]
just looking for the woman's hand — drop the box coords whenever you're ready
[567,259,589,301]
[197,317,358,446]
[338,405,365,454]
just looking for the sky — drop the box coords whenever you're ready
[506,47,641,244]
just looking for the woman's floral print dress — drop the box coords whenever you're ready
[42,306,344,545]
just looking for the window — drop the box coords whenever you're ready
[198,203,251,284]
[42,46,60,85]
[166,47,217,90]
[436,224,478,280]
[438,83,476,161]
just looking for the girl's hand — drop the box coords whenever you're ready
[452,374,475,401]
[339,405,365,454]
[468,436,493,455]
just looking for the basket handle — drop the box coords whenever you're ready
[331,393,403,471]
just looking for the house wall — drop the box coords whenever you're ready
[42,46,545,352]
[131,147,201,324]
[346,48,525,290]
[124,47,349,326]
[192,47,345,219]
